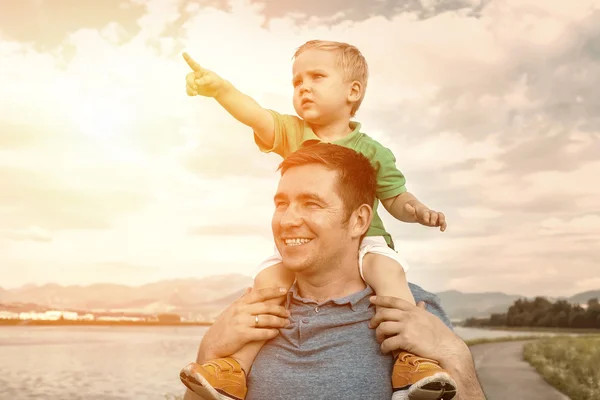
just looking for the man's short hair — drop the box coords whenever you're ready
[293,40,369,117]
[278,143,377,219]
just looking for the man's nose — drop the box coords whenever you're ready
[280,204,303,228]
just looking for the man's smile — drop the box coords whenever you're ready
[284,238,313,246]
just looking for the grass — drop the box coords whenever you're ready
[523,335,600,400]
[464,335,546,346]
[479,326,600,335]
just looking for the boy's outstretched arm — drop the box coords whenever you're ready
[381,192,447,231]
[182,52,275,148]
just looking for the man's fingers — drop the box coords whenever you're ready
[249,314,290,329]
[370,295,414,311]
[416,301,427,309]
[375,321,402,343]
[244,287,288,305]
[246,302,290,319]
[182,52,202,72]
[248,328,280,342]
[381,335,403,355]
[369,307,404,329]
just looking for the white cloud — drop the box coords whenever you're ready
[0,0,598,297]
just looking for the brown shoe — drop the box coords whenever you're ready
[180,357,247,400]
[391,351,457,400]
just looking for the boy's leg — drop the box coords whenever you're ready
[360,240,457,400]
[230,262,294,371]
[180,262,294,400]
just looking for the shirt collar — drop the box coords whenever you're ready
[285,280,373,312]
[299,121,363,148]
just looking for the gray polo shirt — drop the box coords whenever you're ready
[246,282,452,400]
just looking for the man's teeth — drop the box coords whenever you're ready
[284,238,311,246]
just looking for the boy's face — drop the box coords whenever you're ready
[292,49,356,124]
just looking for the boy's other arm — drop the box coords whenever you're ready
[183,52,275,147]
[381,192,447,231]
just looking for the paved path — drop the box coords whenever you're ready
[470,340,570,400]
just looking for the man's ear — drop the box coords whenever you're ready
[350,204,373,239]
[347,80,362,103]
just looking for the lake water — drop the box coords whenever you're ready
[0,325,558,400]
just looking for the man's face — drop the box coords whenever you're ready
[272,164,353,273]
[291,49,352,124]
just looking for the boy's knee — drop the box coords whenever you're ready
[254,263,294,290]
[363,254,407,278]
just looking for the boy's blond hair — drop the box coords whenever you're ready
[293,40,369,117]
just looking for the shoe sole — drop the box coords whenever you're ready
[179,366,242,400]
[393,372,457,400]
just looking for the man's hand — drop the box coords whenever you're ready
[183,52,228,98]
[403,201,447,232]
[197,287,290,362]
[369,296,466,365]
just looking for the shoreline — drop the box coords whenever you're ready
[0,319,212,327]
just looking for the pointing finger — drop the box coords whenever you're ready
[182,52,202,72]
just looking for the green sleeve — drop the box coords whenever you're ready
[253,110,303,158]
[373,145,407,200]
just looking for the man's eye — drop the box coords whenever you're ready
[305,201,320,207]
[275,202,288,208]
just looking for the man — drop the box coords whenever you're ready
[182,143,486,400]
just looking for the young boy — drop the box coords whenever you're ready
[180,40,456,400]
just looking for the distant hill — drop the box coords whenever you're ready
[2,276,598,321]
[436,290,524,320]
[0,275,253,319]
[569,290,600,305]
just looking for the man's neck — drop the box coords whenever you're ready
[295,261,366,303]
[308,117,354,143]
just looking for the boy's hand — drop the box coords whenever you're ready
[404,201,447,232]
[183,52,227,98]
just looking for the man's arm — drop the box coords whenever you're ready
[444,345,487,400]
[369,296,486,400]
[183,52,275,147]
[181,287,290,399]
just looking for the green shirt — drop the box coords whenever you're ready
[254,110,407,248]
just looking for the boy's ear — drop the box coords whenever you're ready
[348,80,362,103]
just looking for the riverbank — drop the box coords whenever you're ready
[524,335,600,400]
[0,318,212,327]
[470,325,600,335]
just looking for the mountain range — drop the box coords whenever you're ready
[1,275,599,321]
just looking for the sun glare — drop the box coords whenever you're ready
[73,95,132,140]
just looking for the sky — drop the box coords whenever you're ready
[0,0,598,296]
